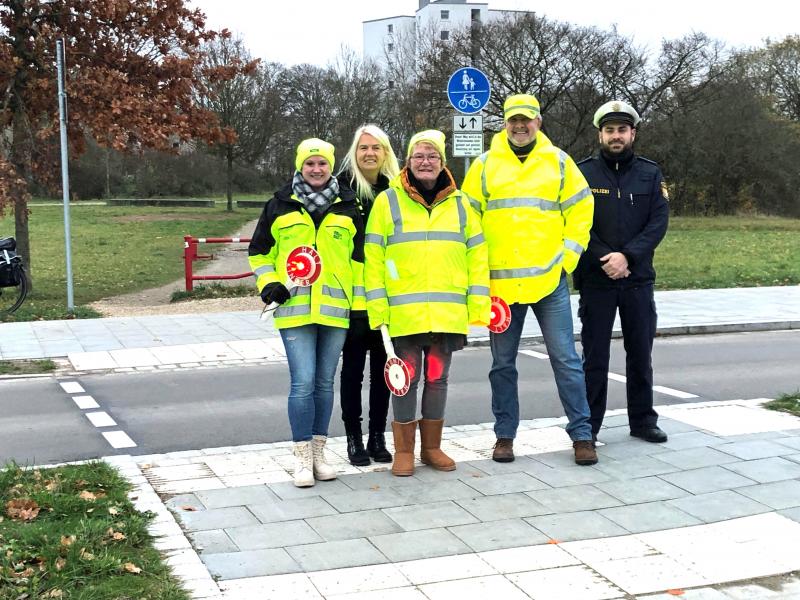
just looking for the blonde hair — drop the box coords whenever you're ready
[338,124,400,202]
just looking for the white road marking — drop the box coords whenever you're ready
[73,395,99,409]
[519,349,549,359]
[653,385,699,399]
[85,411,117,428]
[519,350,698,399]
[102,431,137,449]
[60,381,84,394]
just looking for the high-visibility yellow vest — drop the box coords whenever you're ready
[249,195,365,330]
[364,180,490,338]
[462,130,594,304]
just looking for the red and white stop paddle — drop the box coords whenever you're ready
[380,324,411,396]
[260,246,322,320]
[488,296,511,333]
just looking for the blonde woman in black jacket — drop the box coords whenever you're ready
[337,125,400,465]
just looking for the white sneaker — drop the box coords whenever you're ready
[292,441,314,487]
[311,435,338,481]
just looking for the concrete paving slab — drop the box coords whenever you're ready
[593,456,679,480]
[306,509,403,541]
[659,466,758,494]
[248,496,338,523]
[448,518,548,552]
[526,510,629,542]
[322,487,413,513]
[669,488,772,522]
[225,520,323,550]
[526,484,624,512]
[194,484,280,509]
[654,446,742,470]
[508,564,626,600]
[189,529,239,554]
[599,502,703,533]
[462,471,550,495]
[202,547,301,579]
[369,528,472,562]
[382,500,478,531]
[736,480,800,510]
[723,457,800,483]
[177,506,259,532]
[455,492,553,522]
[714,440,799,460]
[285,538,389,572]
[595,476,691,504]
[421,574,532,600]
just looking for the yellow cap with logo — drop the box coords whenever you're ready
[295,138,335,172]
[503,94,541,120]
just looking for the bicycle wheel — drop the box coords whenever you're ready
[0,266,28,314]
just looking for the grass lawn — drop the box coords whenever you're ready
[1,204,262,321]
[0,360,56,375]
[764,392,800,417]
[655,216,800,289]
[0,461,189,600]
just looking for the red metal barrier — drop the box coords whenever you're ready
[183,235,253,291]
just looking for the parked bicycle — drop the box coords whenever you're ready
[0,237,28,314]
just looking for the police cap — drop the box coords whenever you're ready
[593,100,641,128]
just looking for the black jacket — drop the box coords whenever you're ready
[336,170,390,222]
[248,179,364,265]
[573,152,669,290]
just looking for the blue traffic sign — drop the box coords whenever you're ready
[447,67,491,115]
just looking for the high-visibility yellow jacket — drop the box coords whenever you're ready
[364,171,490,338]
[462,130,594,304]
[248,182,365,330]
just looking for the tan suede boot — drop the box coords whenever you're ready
[391,420,417,477]
[419,418,456,471]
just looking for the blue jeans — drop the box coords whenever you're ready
[489,274,592,441]
[280,324,347,442]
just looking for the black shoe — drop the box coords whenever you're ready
[492,438,515,462]
[630,426,668,443]
[346,432,370,466]
[367,430,392,463]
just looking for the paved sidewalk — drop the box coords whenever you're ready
[1,286,798,369]
[103,399,800,599]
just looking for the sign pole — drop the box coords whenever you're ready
[56,38,75,312]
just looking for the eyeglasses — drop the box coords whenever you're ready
[409,153,441,163]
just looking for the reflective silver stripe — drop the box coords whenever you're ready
[254,264,275,276]
[557,150,567,206]
[468,285,490,296]
[486,197,560,212]
[504,105,540,118]
[490,251,563,279]
[479,151,490,199]
[468,196,482,214]
[560,187,591,211]
[564,239,585,256]
[385,188,403,234]
[466,233,485,248]
[322,285,348,299]
[388,231,464,244]
[365,233,385,246]
[321,305,350,319]
[456,194,466,235]
[292,286,311,297]
[366,289,387,301]
[275,304,311,317]
[388,292,467,306]
[353,286,366,297]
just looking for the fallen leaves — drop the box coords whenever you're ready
[78,490,106,501]
[123,562,142,574]
[5,499,41,521]
[60,535,76,547]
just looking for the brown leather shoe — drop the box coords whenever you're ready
[391,420,417,476]
[492,438,515,463]
[573,440,598,465]
[419,419,456,471]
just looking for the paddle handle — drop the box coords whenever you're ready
[259,279,297,321]
[379,324,396,359]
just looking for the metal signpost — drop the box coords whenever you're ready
[56,39,74,312]
[447,67,490,173]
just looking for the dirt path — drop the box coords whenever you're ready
[89,219,263,317]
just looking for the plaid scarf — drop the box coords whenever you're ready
[292,171,339,223]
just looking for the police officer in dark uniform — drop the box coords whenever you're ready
[574,100,669,443]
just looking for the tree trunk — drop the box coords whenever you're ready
[10,111,32,283]
[226,146,234,211]
[105,147,111,198]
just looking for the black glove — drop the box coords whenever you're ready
[260,282,291,305]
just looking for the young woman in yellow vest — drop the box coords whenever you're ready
[364,130,491,477]
[249,138,365,487]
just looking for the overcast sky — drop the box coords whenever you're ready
[188,0,799,66]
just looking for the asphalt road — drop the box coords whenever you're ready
[1,329,798,465]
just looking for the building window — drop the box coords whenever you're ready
[471,9,481,21]
[441,30,449,40]
[441,10,449,19]
[387,23,393,33]
[387,43,394,53]
[388,80,395,89]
